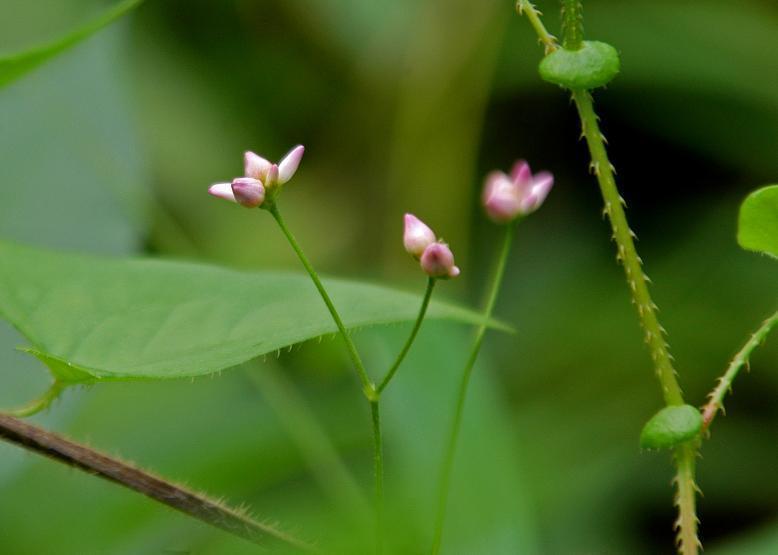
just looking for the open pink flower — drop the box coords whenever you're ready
[208,145,305,207]
[482,160,554,223]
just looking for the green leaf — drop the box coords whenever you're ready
[738,185,778,259]
[538,41,620,90]
[639,405,702,450]
[0,241,504,383]
[0,0,142,88]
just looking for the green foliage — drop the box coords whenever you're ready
[738,185,778,259]
[640,405,702,450]
[0,240,501,384]
[538,41,619,90]
[0,0,142,88]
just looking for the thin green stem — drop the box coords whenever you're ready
[6,381,65,418]
[572,89,684,406]
[377,278,436,394]
[430,223,514,555]
[370,400,384,554]
[515,1,559,53]
[701,309,778,432]
[269,204,375,398]
[268,203,383,553]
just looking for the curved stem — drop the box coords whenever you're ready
[6,381,65,418]
[268,204,383,552]
[0,413,316,552]
[515,1,559,53]
[269,204,375,398]
[701,309,778,432]
[430,223,514,555]
[377,278,436,394]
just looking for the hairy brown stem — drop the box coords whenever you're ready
[0,413,316,552]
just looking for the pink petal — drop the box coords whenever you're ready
[483,172,521,223]
[278,144,305,184]
[520,171,554,214]
[244,151,272,180]
[208,182,237,203]
[510,160,532,188]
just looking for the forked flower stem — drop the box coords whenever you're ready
[430,222,514,555]
[268,204,384,553]
[377,277,436,394]
[0,413,315,552]
[702,309,778,432]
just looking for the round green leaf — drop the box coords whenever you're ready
[538,40,620,90]
[738,185,778,259]
[639,404,702,450]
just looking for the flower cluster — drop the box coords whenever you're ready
[482,160,553,223]
[208,145,305,208]
[403,214,460,279]
[208,147,554,280]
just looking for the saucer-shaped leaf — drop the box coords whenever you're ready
[539,41,620,90]
[738,184,778,259]
[640,405,702,450]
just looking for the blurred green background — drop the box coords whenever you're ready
[1,0,777,553]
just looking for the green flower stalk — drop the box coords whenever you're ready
[431,159,554,553]
[516,2,699,553]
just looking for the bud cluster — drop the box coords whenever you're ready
[208,145,305,208]
[403,214,460,279]
[209,148,555,280]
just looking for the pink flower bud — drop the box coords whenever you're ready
[420,242,460,279]
[403,213,436,258]
[278,145,305,184]
[482,160,554,222]
[244,151,272,181]
[208,182,237,203]
[231,177,265,208]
